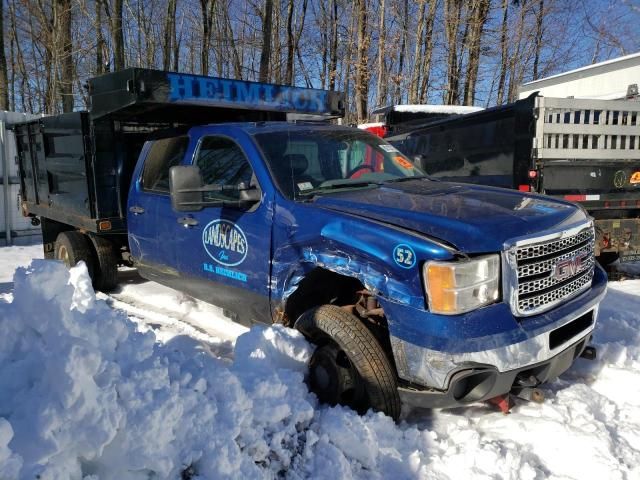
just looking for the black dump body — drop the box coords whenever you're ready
[15,68,344,234]
[387,95,536,189]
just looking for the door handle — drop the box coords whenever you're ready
[129,205,145,214]
[177,216,199,227]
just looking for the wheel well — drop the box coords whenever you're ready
[285,268,397,376]
[284,268,364,326]
[41,218,75,259]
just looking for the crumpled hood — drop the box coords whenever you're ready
[312,180,589,253]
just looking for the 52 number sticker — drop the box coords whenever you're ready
[393,244,416,269]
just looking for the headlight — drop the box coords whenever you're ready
[424,254,500,315]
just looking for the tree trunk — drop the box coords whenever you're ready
[95,0,108,73]
[319,0,328,88]
[409,1,426,103]
[374,0,386,106]
[444,0,463,105]
[328,0,338,90]
[532,0,544,80]
[163,0,177,70]
[259,0,274,82]
[0,0,9,110]
[507,1,527,102]
[418,0,438,103]
[55,0,74,112]
[394,0,408,103]
[224,6,243,79]
[354,0,368,123]
[200,0,216,75]
[496,0,509,105]
[462,0,489,105]
[285,0,295,84]
[112,0,125,70]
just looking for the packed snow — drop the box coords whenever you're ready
[1,244,640,479]
[371,104,484,115]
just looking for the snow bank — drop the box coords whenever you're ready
[1,260,640,479]
[0,260,316,479]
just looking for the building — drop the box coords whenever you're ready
[519,52,640,100]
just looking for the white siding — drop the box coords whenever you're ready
[519,53,640,100]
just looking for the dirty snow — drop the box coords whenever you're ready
[0,244,639,479]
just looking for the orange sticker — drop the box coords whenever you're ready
[631,171,640,184]
[394,156,414,169]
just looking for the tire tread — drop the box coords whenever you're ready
[297,304,401,419]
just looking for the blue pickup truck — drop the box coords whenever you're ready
[16,69,607,419]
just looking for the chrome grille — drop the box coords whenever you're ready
[513,225,595,316]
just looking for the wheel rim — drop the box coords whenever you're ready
[309,342,366,409]
[57,245,70,267]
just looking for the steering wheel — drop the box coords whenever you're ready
[347,164,375,179]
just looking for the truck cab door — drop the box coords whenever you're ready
[127,136,189,279]
[174,134,273,326]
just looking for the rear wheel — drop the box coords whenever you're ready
[88,235,119,292]
[295,304,401,420]
[54,231,95,278]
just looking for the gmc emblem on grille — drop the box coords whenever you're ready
[551,253,588,281]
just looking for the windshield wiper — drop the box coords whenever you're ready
[298,181,382,198]
[383,175,429,184]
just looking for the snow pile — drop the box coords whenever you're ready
[1,259,640,479]
[0,260,316,479]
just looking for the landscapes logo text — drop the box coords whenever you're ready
[202,220,248,267]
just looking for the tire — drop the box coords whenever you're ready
[88,235,119,292]
[54,231,95,279]
[295,304,401,420]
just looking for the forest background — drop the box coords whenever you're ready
[0,0,638,123]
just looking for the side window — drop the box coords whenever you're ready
[195,136,254,200]
[142,136,189,193]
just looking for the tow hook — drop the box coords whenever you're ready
[510,375,545,404]
[512,387,545,403]
[580,345,597,361]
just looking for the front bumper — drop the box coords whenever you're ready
[398,330,592,409]
[383,263,607,403]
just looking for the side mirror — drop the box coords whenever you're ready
[169,165,204,212]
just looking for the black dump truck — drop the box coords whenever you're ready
[14,67,343,283]
[389,93,640,264]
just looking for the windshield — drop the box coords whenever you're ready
[252,128,426,199]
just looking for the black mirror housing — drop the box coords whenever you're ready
[169,165,204,212]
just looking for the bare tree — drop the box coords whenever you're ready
[462,0,490,105]
[328,0,339,90]
[259,0,274,82]
[105,0,126,70]
[532,0,544,79]
[55,0,74,112]
[444,0,464,104]
[163,0,177,70]
[200,0,216,75]
[354,0,368,122]
[374,0,386,106]
[418,0,438,103]
[95,0,109,73]
[496,0,509,105]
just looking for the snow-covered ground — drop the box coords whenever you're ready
[1,243,639,480]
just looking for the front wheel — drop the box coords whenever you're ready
[295,305,401,420]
